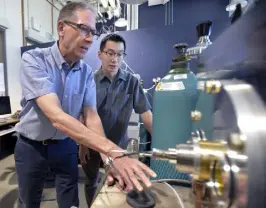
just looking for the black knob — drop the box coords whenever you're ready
[174,43,188,55]
[196,20,212,37]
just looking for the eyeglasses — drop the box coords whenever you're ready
[64,20,100,37]
[102,50,127,59]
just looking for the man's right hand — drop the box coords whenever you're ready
[111,155,157,192]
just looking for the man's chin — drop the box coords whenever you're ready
[79,53,86,59]
[108,68,119,73]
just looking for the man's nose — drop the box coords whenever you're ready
[84,35,93,43]
[111,55,119,62]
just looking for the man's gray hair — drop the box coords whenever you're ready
[57,1,96,22]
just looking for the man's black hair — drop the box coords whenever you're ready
[100,34,126,52]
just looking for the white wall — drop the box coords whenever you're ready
[53,0,62,37]
[24,0,62,43]
[0,0,23,112]
[0,0,62,113]
[24,0,62,39]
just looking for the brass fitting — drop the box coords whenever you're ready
[205,80,222,94]
[191,110,202,121]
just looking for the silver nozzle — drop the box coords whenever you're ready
[134,148,178,162]
[138,145,196,174]
[139,152,153,158]
[138,149,177,160]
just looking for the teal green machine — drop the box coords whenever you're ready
[150,21,213,180]
[150,43,197,180]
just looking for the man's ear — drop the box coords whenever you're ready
[57,21,65,37]
[98,50,102,60]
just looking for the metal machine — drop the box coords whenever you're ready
[130,1,266,207]
[139,79,255,207]
[93,1,266,207]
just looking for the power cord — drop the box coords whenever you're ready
[151,178,191,185]
[162,182,186,208]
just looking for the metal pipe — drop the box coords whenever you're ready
[171,0,174,25]
[130,5,132,30]
[21,0,26,46]
[164,3,167,26]
[168,1,170,25]
[27,0,30,30]
[51,0,54,35]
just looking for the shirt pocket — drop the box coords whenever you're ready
[116,93,133,109]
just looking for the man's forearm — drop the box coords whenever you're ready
[83,115,109,161]
[53,112,117,155]
[141,110,153,134]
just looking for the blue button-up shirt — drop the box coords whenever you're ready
[95,68,151,148]
[15,42,96,141]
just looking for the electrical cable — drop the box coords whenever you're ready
[145,85,156,91]
[151,179,191,185]
[113,152,139,160]
[162,182,186,208]
[121,60,159,93]
[122,61,136,74]
[139,141,151,145]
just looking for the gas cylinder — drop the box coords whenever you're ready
[150,43,197,180]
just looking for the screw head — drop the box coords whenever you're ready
[191,110,202,121]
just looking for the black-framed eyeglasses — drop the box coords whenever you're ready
[63,20,100,37]
[102,50,127,59]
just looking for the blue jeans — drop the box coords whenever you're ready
[14,136,79,208]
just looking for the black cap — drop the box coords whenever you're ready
[196,20,212,37]
[174,43,188,56]
[172,43,190,65]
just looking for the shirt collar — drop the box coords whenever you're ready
[51,41,81,71]
[118,69,127,81]
[96,67,127,82]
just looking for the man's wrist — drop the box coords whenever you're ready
[107,147,125,159]
[103,157,113,167]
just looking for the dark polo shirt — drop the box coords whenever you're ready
[94,68,151,148]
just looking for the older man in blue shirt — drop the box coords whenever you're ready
[79,34,153,207]
[14,2,156,208]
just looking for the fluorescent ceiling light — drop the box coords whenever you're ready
[100,0,109,8]
[108,0,116,8]
[148,0,169,6]
[226,0,248,12]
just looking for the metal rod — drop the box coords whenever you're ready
[165,3,167,26]
[172,0,174,25]
[167,1,171,25]
[21,0,26,46]
[130,5,132,30]
[51,0,54,35]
